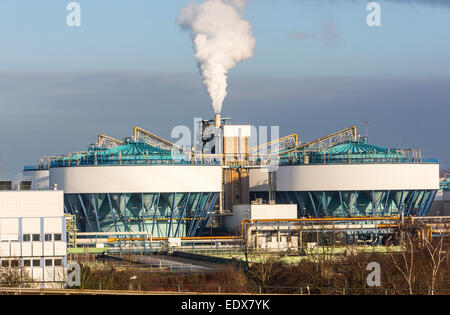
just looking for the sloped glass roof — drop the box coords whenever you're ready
[321,139,400,159]
[98,141,171,157]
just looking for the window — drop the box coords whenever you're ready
[45,234,52,241]
[54,234,62,241]
[53,259,62,267]
[10,260,19,267]
[32,234,40,242]
[20,180,32,191]
[23,260,31,267]
[45,259,52,267]
[32,259,40,267]
[23,234,31,242]
[1,260,9,267]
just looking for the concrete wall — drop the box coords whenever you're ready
[250,163,439,192]
[50,165,222,194]
[22,170,50,190]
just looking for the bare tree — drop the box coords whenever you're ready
[423,234,447,295]
[387,233,416,295]
[248,252,282,292]
[235,228,256,269]
[0,265,33,288]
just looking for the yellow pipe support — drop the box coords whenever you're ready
[133,126,183,152]
[280,126,357,156]
[98,134,123,146]
[249,134,299,152]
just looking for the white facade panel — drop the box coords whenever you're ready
[31,267,43,281]
[0,191,66,287]
[54,242,66,256]
[44,242,54,256]
[22,218,41,234]
[32,243,42,256]
[0,243,10,256]
[249,164,439,192]
[250,204,297,220]
[10,243,20,256]
[249,168,270,192]
[0,191,64,218]
[224,204,297,233]
[0,218,18,235]
[44,218,63,234]
[20,242,31,256]
[0,234,18,241]
[50,165,222,193]
[223,125,251,137]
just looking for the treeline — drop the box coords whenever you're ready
[77,236,449,295]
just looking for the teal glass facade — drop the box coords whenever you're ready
[251,190,436,217]
[64,192,218,237]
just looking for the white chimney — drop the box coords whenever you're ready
[215,114,221,128]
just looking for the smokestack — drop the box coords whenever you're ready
[215,114,221,129]
[178,0,255,115]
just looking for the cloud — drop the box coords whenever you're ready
[223,0,248,10]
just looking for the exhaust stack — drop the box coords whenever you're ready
[215,114,221,129]
[215,114,222,155]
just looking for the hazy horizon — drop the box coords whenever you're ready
[0,71,448,179]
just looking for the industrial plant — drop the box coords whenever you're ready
[1,0,450,299]
[1,113,448,291]
[16,115,443,241]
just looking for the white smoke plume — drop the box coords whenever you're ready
[178,0,255,114]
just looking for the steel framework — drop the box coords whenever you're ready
[133,126,183,153]
[97,134,123,148]
[280,126,357,158]
[249,134,298,155]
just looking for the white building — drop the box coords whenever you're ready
[223,203,299,250]
[0,190,66,288]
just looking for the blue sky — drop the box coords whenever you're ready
[0,0,449,177]
[1,0,449,76]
